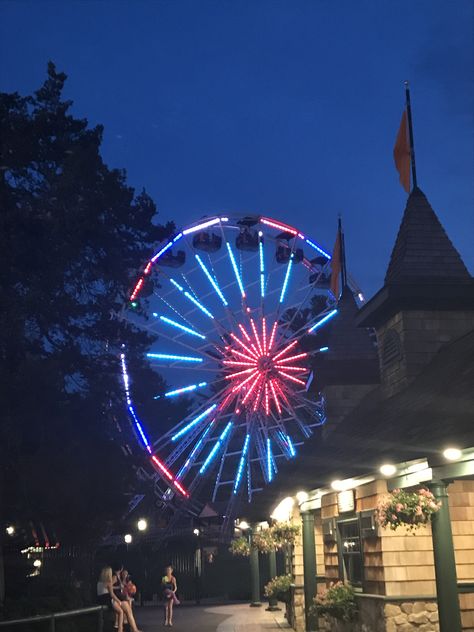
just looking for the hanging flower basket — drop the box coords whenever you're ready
[229,536,250,557]
[229,522,300,556]
[271,523,300,547]
[375,487,441,532]
[253,529,276,554]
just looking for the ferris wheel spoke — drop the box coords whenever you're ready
[199,420,233,475]
[211,425,235,501]
[174,419,216,479]
[195,253,228,307]
[154,386,227,448]
[258,231,265,306]
[173,403,234,480]
[226,241,246,300]
[232,432,251,495]
[120,309,219,363]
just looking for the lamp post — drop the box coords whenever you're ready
[136,519,148,606]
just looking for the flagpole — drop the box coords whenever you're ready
[404,80,418,189]
[338,216,347,289]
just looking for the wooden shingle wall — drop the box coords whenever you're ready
[449,479,474,632]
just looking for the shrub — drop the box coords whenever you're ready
[310,581,357,622]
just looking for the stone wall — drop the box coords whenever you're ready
[317,599,438,632]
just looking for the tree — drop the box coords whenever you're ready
[0,63,183,603]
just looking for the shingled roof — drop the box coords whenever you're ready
[311,287,379,386]
[246,329,474,520]
[385,187,470,285]
[357,188,474,327]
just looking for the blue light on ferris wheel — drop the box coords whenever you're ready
[171,404,217,442]
[226,242,246,298]
[158,315,206,340]
[195,254,228,307]
[279,253,294,304]
[169,278,215,319]
[233,434,250,494]
[308,309,338,333]
[200,421,233,474]
[267,437,273,482]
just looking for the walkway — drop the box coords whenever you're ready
[136,603,290,631]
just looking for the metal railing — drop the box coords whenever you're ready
[0,605,106,631]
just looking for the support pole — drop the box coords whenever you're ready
[266,548,281,611]
[249,526,262,607]
[428,481,461,632]
[302,512,318,631]
[404,80,418,189]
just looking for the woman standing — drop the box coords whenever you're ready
[162,565,179,626]
[97,567,124,632]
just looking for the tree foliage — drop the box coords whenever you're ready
[0,62,180,545]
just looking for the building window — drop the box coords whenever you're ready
[338,519,363,585]
[381,329,402,366]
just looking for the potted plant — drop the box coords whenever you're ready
[264,574,293,603]
[310,581,357,630]
[375,487,441,532]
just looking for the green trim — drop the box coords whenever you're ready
[355,593,437,602]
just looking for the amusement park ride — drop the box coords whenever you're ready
[118,214,355,537]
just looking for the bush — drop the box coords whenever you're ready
[310,581,357,622]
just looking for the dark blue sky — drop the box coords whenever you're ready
[1,0,472,297]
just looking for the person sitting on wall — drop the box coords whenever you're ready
[112,567,143,632]
[97,566,125,632]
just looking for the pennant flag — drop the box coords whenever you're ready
[330,228,341,298]
[393,110,411,193]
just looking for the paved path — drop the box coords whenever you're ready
[135,603,290,631]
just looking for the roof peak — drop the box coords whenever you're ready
[385,187,471,285]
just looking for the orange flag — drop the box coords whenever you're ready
[330,229,341,298]
[393,110,411,193]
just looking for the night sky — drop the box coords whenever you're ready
[1,0,472,298]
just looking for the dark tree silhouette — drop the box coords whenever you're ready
[0,63,185,603]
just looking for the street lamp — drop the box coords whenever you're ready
[193,528,200,536]
[137,519,148,532]
[238,520,250,531]
[296,491,309,504]
[380,464,397,477]
[6,525,15,536]
[33,559,42,568]
[124,534,132,544]
[443,447,462,461]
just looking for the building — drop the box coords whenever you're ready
[245,187,474,632]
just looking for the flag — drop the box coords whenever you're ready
[330,228,341,298]
[393,110,411,193]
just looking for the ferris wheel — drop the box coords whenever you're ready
[120,214,340,530]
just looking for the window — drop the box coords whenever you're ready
[338,519,363,585]
[381,329,402,366]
